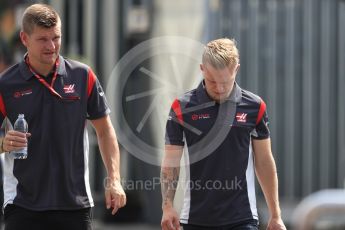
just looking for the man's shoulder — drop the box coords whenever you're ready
[62,57,91,72]
[0,63,21,85]
[240,88,263,105]
[175,88,198,104]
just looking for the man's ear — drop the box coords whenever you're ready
[200,63,204,72]
[20,31,28,47]
[235,63,240,73]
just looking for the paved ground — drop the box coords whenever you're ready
[94,222,161,230]
[0,221,161,230]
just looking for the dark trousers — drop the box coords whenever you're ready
[4,204,93,230]
[182,219,259,230]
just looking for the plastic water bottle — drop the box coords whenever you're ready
[11,114,28,159]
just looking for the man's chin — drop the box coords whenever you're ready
[41,56,58,65]
[213,95,227,101]
[218,96,232,104]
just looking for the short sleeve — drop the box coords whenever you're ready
[251,99,270,140]
[86,68,111,120]
[0,93,6,126]
[0,93,7,139]
[165,99,184,146]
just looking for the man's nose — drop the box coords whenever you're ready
[46,40,56,50]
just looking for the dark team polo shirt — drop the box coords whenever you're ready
[165,81,269,226]
[0,55,110,210]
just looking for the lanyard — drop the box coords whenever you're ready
[25,57,79,101]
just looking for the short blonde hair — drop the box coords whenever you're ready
[202,38,239,69]
[22,4,60,34]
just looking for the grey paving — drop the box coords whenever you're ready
[93,222,160,230]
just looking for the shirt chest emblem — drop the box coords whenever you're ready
[191,113,211,121]
[63,84,75,94]
[13,89,33,98]
[236,112,247,123]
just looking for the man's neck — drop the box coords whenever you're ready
[33,66,53,77]
[27,57,55,77]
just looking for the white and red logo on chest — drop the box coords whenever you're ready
[191,113,211,121]
[13,89,33,98]
[236,113,247,123]
[63,84,75,94]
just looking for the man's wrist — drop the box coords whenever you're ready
[270,212,282,219]
[106,175,121,182]
[0,137,5,153]
[162,201,174,211]
[104,176,122,189]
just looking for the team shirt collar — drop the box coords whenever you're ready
[19,54,67,81]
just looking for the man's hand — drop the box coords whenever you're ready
[105,179,126,215]
[161,206,180,230]
[267,217,286,230]
[2,130,31,152]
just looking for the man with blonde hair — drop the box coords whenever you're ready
[161,38,286,230]
[0,4,126,229]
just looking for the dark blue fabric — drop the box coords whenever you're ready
[0,55,109,211]
[182,219,258,230]
[4,204,92,230]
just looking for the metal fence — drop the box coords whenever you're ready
[204,0,345,200]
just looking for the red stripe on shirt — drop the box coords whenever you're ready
[256,99,266,125]
[0,93,7,117]
[87,68,97,98]
[171,99,183,125]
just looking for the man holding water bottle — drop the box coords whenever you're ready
[0,3,126,230]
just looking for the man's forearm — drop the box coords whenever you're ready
[263,174,281,218]
[161,166,180,209]
[91,116,121,182]
[161,145,183,210]
[256,157,281,218]
[253,138,282,219]
[98,128,121,181]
